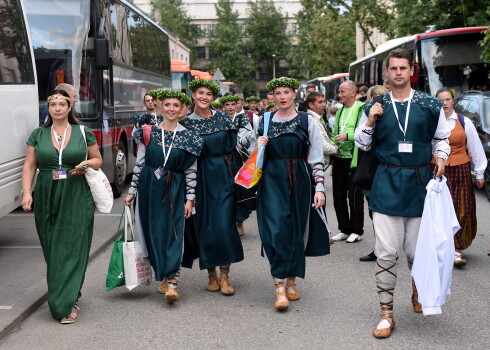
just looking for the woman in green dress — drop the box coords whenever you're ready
[21,89,102,323]
[256,77,329,311]
[123,90,202,302]
[180,80,251,296]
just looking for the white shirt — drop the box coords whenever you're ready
[307,109,338,162]
[411,177,460,316]
[445,111,487,179]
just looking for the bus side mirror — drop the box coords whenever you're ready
[95,38,110,70]
[410,63,419,83]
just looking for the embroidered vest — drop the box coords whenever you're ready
[446,116,471,166]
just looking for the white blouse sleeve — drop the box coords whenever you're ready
[354,112,374,151]
[307,115,326,192]
[128,143,146,195]
[432,108,451,161]
[184,160,198,200]
[464,117,488,179]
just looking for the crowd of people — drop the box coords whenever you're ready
[20,48,488,339]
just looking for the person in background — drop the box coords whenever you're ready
[328,106,338,132]
[298,83,317,112]
[123,90,201,302]
[383,79,392,92]
[235,94,246,115]
[256,77,329,311]
[357,85,369,102]
[358,85,388,262]
[211,100,223,111]
[22,89,102,323]
[330,80,365,243]
[435,87,487,267]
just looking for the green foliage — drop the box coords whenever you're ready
[265,77,300,91]
[246,96,261,102]
[219,94,240,104]
[156,89,192,105]
[288,2,356,78]
[482,7,490,63]
[207,0,256,94]
[188,79,221,96]
[244,0,290,76]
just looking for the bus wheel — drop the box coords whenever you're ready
[112,141,127,198]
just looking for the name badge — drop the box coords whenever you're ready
[52,170,67,180]
[154,167,164,180]
[398,141,413,153]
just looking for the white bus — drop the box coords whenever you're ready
[0,0,38,217]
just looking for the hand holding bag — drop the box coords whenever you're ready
[235,112,271,189]
[80,125,114,213]
[121,205,152,291]
[106,210,126,291]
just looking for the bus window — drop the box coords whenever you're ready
[0,0,35,84]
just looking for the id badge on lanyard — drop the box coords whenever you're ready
[154,127,177,179]
[52,124,69,180]
[390,90,414,154]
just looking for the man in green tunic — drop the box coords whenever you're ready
[355,49,450,339]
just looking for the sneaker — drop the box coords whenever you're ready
[331,232,349,241]
[346,233,362,243]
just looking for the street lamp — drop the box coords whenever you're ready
[272,54,276,79]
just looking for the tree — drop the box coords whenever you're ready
[481,7,490,63]
[288,3,356,78]
[207,0,256,93]
[244,0,290,79]
[151,0,200,47]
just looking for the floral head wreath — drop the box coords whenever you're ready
[47,94,70,103]
[188,79,220,96]
[146,89,160,99]
[211,100,222,108]
[219,95,240,104]
[245,96,260,103]
[265,103,276,111]
[265,77,300,91]
[156,89,192,105]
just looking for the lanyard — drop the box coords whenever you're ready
[52,123,69,169]
[340,101,357,133]
[161,126,178,168]
[390,89,413,141]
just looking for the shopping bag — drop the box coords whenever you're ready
[106,210,126,291]
[234,112,271,189]
[80,125,114,213]
[121,205,152,291]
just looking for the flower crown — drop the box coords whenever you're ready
[265,103,276,111]
[211,100,223,108]
[47,94,70,103]
[245,96,260,102]
[265,77,300,91]
[156,89,192,105]
[146,89,160,99]
[219,95,240,104]
[188,79,220,96]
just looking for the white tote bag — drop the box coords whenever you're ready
[122,205,152,291]
[80,125,114,213]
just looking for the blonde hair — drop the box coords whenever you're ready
[366,85,388,100]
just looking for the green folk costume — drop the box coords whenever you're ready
[27,125,96,320]
[180,111,249,269]
[362,91,444,217]
[256,113,330,279]
[129,125,203,280]
[132,113,163,129]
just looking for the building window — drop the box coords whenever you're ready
[195,47,206,59]
[208,24,216,37]
[292,23,298,35]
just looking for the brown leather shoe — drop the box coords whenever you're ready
[206,275,221,292]
[220,275,235,295]
[157,278,168,294]
[286,280,301,301]
[275,287,290,311]
[372,314,395,338]
[237,222,245,236]
[165,287,179,302]
[411,285,423,313]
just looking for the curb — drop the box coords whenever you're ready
[0,225,122,340]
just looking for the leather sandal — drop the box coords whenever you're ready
[165,287,180,302]
[411,285,422,313]
[157,278,168,294]
[274,284,290,311]
[372,313,395,338]
[219,275,235,295]
[206,275,221,292]
[454,251,467,267]
[286,279,301,301]
[60,304,80,324]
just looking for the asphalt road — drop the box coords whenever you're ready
[0,181,489,349]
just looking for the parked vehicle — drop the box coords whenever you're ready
[454,90,490,200]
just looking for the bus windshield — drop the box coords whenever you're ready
[24,0,92,118]
[419,33,489,97]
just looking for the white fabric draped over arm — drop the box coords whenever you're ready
[432,108,451,161]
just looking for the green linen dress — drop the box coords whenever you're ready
[27,124,96,319]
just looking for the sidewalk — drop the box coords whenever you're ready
[0,204,123,339]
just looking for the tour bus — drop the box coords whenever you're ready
[24,0,172,197]
[0,0,38,217]
[306,73,349,101]
[171,59,192,95]
[349,26,489,98]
